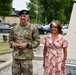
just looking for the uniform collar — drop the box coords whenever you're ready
[20,22,30,28]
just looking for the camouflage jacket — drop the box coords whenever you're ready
[9,23,40,59]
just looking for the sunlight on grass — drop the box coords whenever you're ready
[0,37,2,40]
[40,38,43,43]
[0,42,12,53]
[0,37,43,53]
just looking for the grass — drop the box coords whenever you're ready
[0,38,43,53]
[0,42,12,53]
[40,38,43,43]
[0,37,2,40]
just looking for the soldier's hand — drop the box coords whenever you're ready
[14,43,20,48]
[19,43,27,49]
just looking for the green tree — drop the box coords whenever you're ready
[0,0,13,23]
[27,0,73,24]
[39,0,73,24]
[26,0,43,24]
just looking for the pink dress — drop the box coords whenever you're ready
[43,34,68,75]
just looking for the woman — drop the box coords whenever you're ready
[43,20,68,75]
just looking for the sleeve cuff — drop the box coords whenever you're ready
[26,42,32,48]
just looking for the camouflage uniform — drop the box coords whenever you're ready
[9,23,40,75]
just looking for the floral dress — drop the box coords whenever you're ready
[43,34,68,75]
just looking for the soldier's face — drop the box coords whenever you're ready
[19,14,29,25]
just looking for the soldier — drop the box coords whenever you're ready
[9,10,40,75]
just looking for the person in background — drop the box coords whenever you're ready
[9,10,40,75]
[43,20,68,75]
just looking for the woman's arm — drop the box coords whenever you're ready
[63,47,67,64]
[43,45,47,68]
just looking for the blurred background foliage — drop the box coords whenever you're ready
[0,0,74,25]
[0,0,13,23]
[27,0,74,25]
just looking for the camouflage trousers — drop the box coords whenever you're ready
[12,59,33,75]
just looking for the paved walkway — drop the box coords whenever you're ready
[0,53,76,75]
[0,52,44,75]
[0,34,76,75]
[0,59,44,75]
[0,60,44,75]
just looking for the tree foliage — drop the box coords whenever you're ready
[0,0,13,22]
[27,0,73,24]
[27,0,43,24]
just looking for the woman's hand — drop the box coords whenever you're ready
[43,63,45,69]
[61,63,65,71]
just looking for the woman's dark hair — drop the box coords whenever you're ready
[50,20,63,34]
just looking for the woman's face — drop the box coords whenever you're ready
[51,24,58,34]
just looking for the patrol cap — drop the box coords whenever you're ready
[18,10,29,15]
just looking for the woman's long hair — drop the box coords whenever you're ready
[50,20,63,34]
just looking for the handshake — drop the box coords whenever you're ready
[14,43,28,49]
